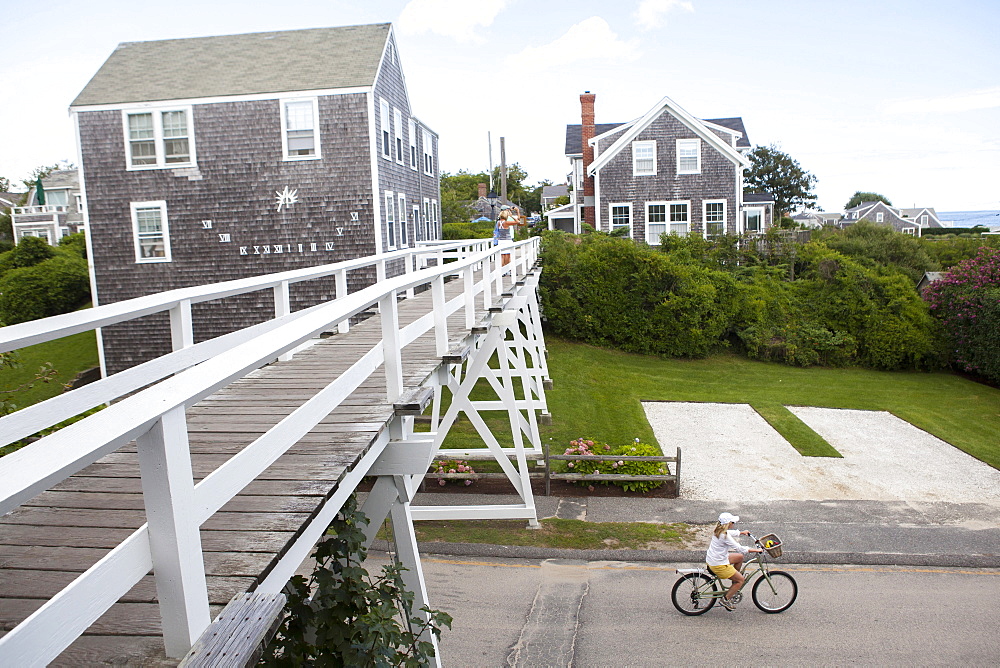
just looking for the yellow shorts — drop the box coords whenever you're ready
[709,563,738,580]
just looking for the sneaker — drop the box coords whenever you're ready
[719,596,736,611]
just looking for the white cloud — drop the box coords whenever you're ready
[397,0,510,43]
[881,86,1000,115]
[633,0,694,30]
[504,17,640,71]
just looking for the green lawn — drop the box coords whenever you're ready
[540,338,1000,470]
[435,337,1000,471]
[0,330,100,410]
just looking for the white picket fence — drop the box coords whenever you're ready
[0,236,541,665]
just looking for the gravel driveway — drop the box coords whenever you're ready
[642,402,1000,506]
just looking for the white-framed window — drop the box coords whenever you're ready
[280,98,320,160]
[875,212,884,223]
[408,119,418,170]
[645,202,667,244]
[398,193,408,247]
[669,202,690,236]
[677,138,701,175]
[393,108,404,165]
[920,215,928,225]
[902,227,916,236]
[412,204,421,240]
[610,203,631,236]
[74,194,83,213]
[422,198,430,238]
[632,140,656,176]
[124,108,195,169]
[17,228,52,244]
[744,207,763,234]
[385,191,396,249]
[703,199,726,238]
[423,130,434,175]
[131,200,171,262]
[431,198,439,239]
[380,98,391,159]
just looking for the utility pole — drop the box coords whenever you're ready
[500,136,507,204]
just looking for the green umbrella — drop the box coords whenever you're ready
[35,177,46,206]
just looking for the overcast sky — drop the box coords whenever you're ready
[2,0,997,212]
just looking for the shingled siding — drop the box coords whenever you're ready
[372,35,441,255]
[595,111,738,240]
[79,92,383,374]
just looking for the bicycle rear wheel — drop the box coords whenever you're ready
[752,571,797,613]
[671,573,718,615]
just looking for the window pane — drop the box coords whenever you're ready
[706,203,724,222]
[670,222,688,236]
[138,236,166,258]
[135,208,162,234]
[163,138,190,163]
[648,205,666,223]
[161,111,187,137]
[128,113,154,140]
[746,210,761,232]
[670,204,688,222]
[611,206,630,228]
[286,102,313,131]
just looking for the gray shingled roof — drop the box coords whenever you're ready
[72,23,390,107]
[564,123,626,155]
[744,193,774,203]
[703,118,750,148]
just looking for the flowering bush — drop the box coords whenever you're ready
[431,459,476,486]
[924,246,1000,382]
[562,438,668,493]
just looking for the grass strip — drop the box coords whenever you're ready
[379,518,696,551]
[0,329,99,408]
[751,402,841,458]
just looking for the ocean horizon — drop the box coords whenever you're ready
[938,210,1000,231]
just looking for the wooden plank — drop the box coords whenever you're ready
[0,545,276,578]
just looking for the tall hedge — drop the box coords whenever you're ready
[0,255,91,325]
[538,231,941,370]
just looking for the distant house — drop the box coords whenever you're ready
[791,211,841,228]
[842,201,942,236]
[10,170,85,244]
[556,92,773,241]
[917,271,945,294]
[540,184,569,211]
[71,23,441,374]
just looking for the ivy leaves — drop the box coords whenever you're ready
[261,494,452,667]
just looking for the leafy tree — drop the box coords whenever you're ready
[0,235,56,274]
[744,145,818,216]
[924,246,1000,382]
[845,191,892,210]
[21,162,74,191]
[0,176,12,192]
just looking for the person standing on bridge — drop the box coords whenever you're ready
[495,205,522,266]
[706,512,762,611]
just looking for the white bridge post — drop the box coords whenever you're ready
[136,406,210,658]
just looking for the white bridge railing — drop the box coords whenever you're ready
[0,236,542,665]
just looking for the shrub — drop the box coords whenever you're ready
[58,232,88,259]
[563,438,667,493]
[0,235,56,275]
[0,255,91,325]
[812,221,937,284]
[442,221,494,240]
[431,459,476,486]
[924,246,1000,382]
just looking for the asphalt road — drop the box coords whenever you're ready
[406,554,1000,667]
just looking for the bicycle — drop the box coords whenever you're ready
[671,532,798,615]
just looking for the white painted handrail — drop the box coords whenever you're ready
[0,240,492,353]
[0,236,539,665]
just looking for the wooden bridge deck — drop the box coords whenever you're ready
[0,277,494,665]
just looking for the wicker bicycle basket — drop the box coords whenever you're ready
[759,533,782,558]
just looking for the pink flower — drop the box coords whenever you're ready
[611,462,618,468]
[438,479,446,486]
[618,460,624,466]
[604,444,611,451]
[464,480,473,486]
[568,462,575,468]
[588,485,595,492]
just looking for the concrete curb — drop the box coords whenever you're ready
[371,540,997,569]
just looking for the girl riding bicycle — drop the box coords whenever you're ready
[706,512,762,611]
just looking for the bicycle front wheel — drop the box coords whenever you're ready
[671,573,718,615]
[752,570,797,613]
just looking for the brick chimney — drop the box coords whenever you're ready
[580,92,596,229]
[478,182,487,199]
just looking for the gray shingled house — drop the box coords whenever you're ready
[842,201,942,236]
[556,92,774,242]
[71,23,441,374]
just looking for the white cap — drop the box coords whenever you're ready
[718,512,739,525]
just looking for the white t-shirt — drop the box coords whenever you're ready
[705,529,748,566]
